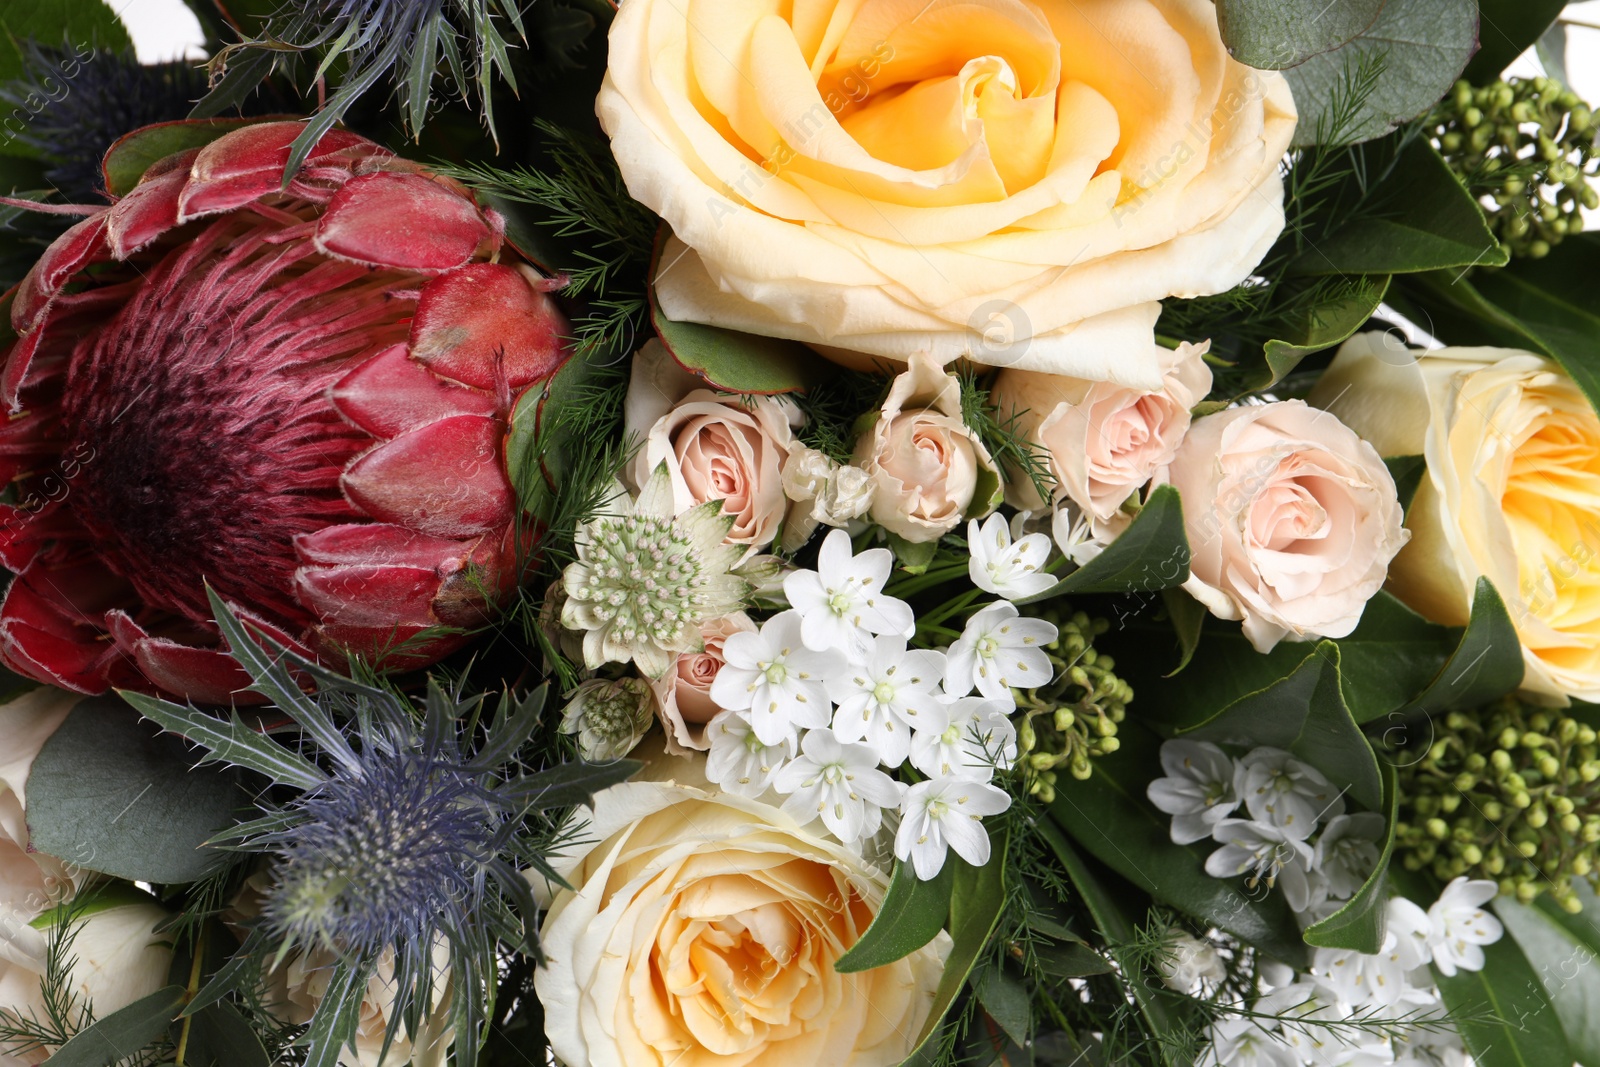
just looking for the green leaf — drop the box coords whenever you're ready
[1303,762,1399,953]
[1253,275,1389,390]
[44,985,185,1067]
[1290,138,1507,276]
[1034,939,1114,977]
[651,313,828,396]
[1177,642,1383,811]
[885,532,940,576]
[498,758,642,810]
[1463,0,1567,83]
[1396,577,1525,716]
[833,859,953,973]
[0,0,131,82]
[120,690,328,792]
[26,696,245,884]
[1384,454,1425,512]
[901,833,1008,1065]
[504,346,615,525]
[1018,484,1189,603]
[975,968,1032,1047]
[100,118,278,198]
[1049,720,1308,965]
[1432,915,1575,1067]
[1496,883,1600,1067]
[1216,0,1385,69]
[182,1002,271,1067]
[1285,0,1478,146]
[1161,587,1207,676]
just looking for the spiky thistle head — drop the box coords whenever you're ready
[264,744,496,956]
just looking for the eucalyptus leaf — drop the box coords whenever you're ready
[1215,0,1385,69]
[1017,484,1189,604]
[44,985,185,1067]
[1285,0,1477,147]
[1048,720,1308,966]
[1302,762,1399,953]
[1177,642,1383,811]
[1396,577,1524,717]
[26,696,246,884]
[833,859,953,973]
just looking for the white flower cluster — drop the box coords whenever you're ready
[1150,741,1504,1067]
[704,524,1060,877]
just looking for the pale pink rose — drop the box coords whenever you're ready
[1160,400,1409,652]
[650,613,757,753]
[994,343,1212,529]
[625,341,800,555]
[856,352,1000,543]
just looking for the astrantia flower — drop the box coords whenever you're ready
[909,696,1016,781]
[704,710,796,798]
[0,121,570,702]
[826,635,946,767]
[1206,819,1316,911]
[1236,748,1345,838]
[1148,740,1241,845]
[783,529,913,657]
[708,610,842,745]
[1427,878,1504,976]
[967,514,1055,600]
[559,678,655,761]
[944,601,1056,702]
[561,465,747,677]
[775,729,903,845]
[894,776,1011,879]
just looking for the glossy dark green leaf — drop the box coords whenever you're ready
[1215,0,1384,69]
[1496,883,1600,1067]
[182,1002,271,1067]
[1285,0,1477,146]
[27,696,245,884]
[100,118,277,197]
[1463,0,1567,83]
[1384,454,1425,512]
[1254,275,1389,390]
[1291,139,1506,276]
[1397,577,1525,716]
[0,0,130,83]
[902,833,1007,1065]
[1018,485,1189,603]
[1178,642,1382,811]
[1048,720,1308,966]
[504,347,615,526]
[834,859,953,973]
[1433,916,1575,1067]
[1161,587,1207,676]
[975,968,1032,1048]
[1303,762,1398,953]
[1034,940,1114,978]
[45,985,185,1067]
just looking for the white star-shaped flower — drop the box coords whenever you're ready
[909,696,1015,781]
[1235,747,1345,838]
[826,635,945,767]
[775,730,904,845]
[1427,877,1503,976]
[704,710,796,798]
[967,514,1056,599]
[1146,739,1240,845]
[783,528,913,657]
[1205,818,1315,911]
[944,601,1055,702]
[709,610,843,744]
[894,776,1012,879]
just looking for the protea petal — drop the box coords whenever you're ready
[105,166,187,259]
[315,172,493,272]
[13,213,109,335]
[409,263,569,389]
[341,415,514,538]
[179,123,380,221]
[330,344,498,439]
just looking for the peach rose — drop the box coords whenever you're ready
[535,746,947,1067]
[597,0,1295,385]
[1311,332,1600,703]
[1161,400,1409,652]
[625,340,800,554]
[856,352,1000,542]
[994,341,1212,526]
[650,612,757,753]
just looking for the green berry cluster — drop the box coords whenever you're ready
[1429,77,1599,259]
[1013,609,1133,801]
[1394,700,1600,912]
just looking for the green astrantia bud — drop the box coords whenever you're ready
[1430,76,1599,259]
[1394,697,1600,912]
[1011,609,1132,802]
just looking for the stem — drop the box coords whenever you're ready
[885,561,970,598]
[919,588,987,630]
[174,927,207,1066]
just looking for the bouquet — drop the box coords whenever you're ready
[0,0,1597,1065]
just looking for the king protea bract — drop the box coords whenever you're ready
[0,121,569,702]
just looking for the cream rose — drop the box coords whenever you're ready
[1311,332,1600,702]
[994,341,1212,525]
[779,444,875,552]
[0,688,79,921]
[650,612,757,753]
[535,747,948,1067]
[856,352,1000,542]
[625,340,800,554]
[1161,400,1409,652]
[598,0,1296,385]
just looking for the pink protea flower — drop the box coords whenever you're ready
[0,121,569,702]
